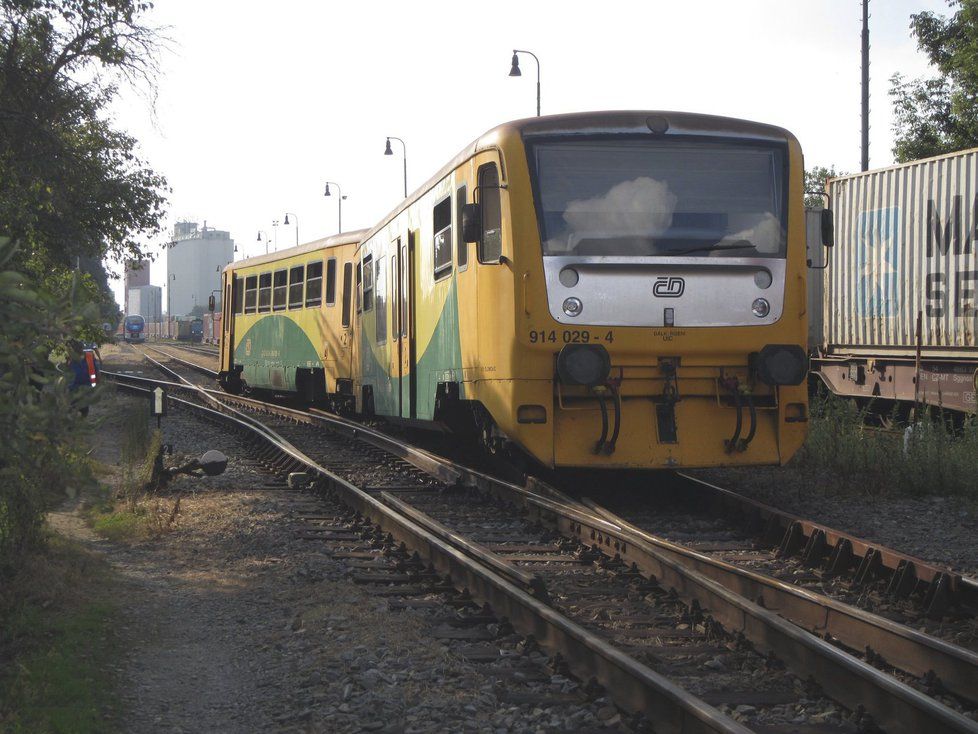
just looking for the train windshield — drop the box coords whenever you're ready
[529,138,787,258]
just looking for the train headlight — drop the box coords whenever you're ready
[562,297,583,317]
[556,344,611,387]
[755,344,808,386]
[751,298,770,318]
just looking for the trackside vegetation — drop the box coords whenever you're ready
[796,391,978,498]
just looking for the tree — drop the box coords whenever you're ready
[890,1,978,162]
[0,0,168,281]
[804,166,845,208]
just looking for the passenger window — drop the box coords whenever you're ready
[325,258,337,306]
[272,269,287,311]
[234,276,244,314]
[305,261,323,307]
[257,272,272,313]
[244,275,257,314]
[342,262,353,327]
[478,163,502,263]
[375,258,387,343]
[288,265,304,310]
[456,185,468,269]
[433,196,452,280]
[362,255,373,312]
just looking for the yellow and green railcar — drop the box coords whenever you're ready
[219,231,366,407]
[353,111,813,469]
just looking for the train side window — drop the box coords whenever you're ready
[257,272,272,313]
[244,275,258,314]
[305,261,323,307]
[288,265,304,310]
[433,196,452,280]
[325,258,337,306]
[362,254,374,312]
[375,258,387,344]
[478,163,502,263]
[456,185,468,270]
[272,269,287,311]
[234,276,244,314]
[342,262,353,327]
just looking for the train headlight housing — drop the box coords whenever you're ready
[556,344,611,387]
[755,344,808,386]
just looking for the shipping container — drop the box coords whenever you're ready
[812,147,978,412]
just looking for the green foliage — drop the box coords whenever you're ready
[890,1,978,162]
[798,392,978,497]
[0,0,168,305]
[0,237,101,572]
[804,165,845,208]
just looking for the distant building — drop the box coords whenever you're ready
[166,221,234,317]
[128,284,162,323]
[124,259,151,315]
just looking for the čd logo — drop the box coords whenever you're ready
[653,276,685,298]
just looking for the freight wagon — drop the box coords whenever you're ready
[811,147,978,413]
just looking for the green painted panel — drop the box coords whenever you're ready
[234,315,321,391]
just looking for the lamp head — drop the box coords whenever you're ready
[256,231,261,241]
[509,53,521,77]
[384,138,393,155]
[324,183,331,197]
[283,213,290,225]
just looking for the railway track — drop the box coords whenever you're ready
[102,347,978,733]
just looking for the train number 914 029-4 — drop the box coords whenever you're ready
[529,329,614,344]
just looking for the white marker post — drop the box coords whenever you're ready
[151,386,167,428]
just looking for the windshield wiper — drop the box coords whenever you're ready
[665,240,756,255]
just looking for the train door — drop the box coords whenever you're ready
[395,233,417,418]
[221,273,235,371]
[339,261,354,379]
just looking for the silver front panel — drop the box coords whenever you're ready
[543,256,786,328]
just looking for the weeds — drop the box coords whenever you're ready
[798,392,978,498]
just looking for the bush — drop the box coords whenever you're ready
[0,237,102,574]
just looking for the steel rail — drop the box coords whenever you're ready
[103,369,978,731]
[673,472,978,611]
[102,373,751,734]
[140,344,219,379]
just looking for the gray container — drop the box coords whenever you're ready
[823,148,978,357]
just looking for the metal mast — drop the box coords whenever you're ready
[861,0,870,171]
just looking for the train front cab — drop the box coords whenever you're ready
[445,114,811,470]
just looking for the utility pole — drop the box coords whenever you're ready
[861,0,870,172]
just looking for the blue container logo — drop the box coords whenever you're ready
[856,207,901,317]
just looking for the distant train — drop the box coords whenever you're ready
[177,318,204,343]
[220,111,824,470]
[123,314,145,343]
[810,147,978,414]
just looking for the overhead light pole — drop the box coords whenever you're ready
[256,229,269,255]
[384,137,408,198]
[272,219,280,251]
[509,49,541,117]
[283,212,299,247]
[324,182,346,233]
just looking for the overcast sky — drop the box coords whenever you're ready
[108,0,948,306]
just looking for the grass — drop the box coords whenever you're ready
[796,391,978,498]
[0,533,118,734]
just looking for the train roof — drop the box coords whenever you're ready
[224,229,368,273]
[360,110,796,246]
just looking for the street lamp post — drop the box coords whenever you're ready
[272,219,280,251]
[167,273,176,339]
[283,212,299,247]
[324,182,346,233]
[509,49,541,117]
[384,137,408,198]
[257,229,269,255]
